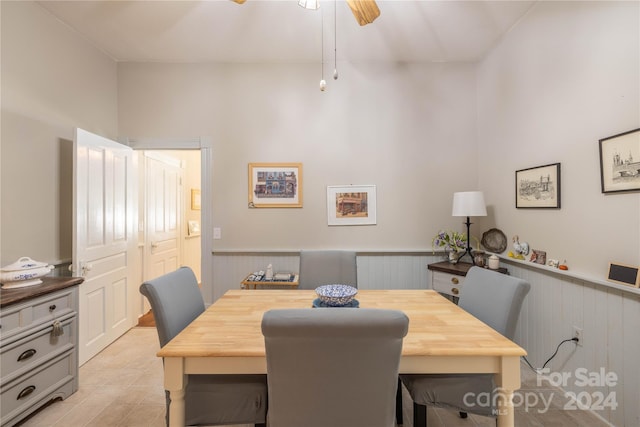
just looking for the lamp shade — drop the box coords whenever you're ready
[452,191,487,217]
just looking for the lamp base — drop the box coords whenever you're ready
[457,248,476,265]
[463,216,477,266]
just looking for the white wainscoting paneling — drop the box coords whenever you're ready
[212,252,443,300]
[356,253,440,290]
[506,260,640,427]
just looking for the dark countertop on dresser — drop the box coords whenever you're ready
[428,261,509,276]
[428,261,475,275]
[0,276,84,308]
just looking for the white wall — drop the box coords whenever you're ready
[3,2,640,425]
[1,2,118,265]
[477,1,640,279]
[117,61,479,252]
[10,1,636,282]
[478,3,640,426]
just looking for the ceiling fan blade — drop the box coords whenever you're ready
[346,0,380,26]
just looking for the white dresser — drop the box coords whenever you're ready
[428,261,508,303]
[0,277,83,427]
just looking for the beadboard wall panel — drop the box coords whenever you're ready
[356,253,440,290]
[212,252,442,298]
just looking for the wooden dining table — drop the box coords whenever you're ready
[157,289,526,427]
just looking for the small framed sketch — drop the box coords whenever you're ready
[327,185,377,226]
[187,220,200,236]
[515,163,561,209]
[248,163,302,208]
[599,128,640,194]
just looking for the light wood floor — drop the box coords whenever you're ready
[18,327,610,427]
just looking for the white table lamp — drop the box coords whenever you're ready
[452,191,487,265]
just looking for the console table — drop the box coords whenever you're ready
[241,274,299,289]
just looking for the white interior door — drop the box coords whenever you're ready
[73,128,138,365]
[144,152,182,283]
[124,137,213,305]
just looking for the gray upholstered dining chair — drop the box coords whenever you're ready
[298,249,358,289]
[261,308,409,427]
[139,266,267,427]
[400,267,531,426]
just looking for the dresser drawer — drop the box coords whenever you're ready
[432,271,465,298]
[31,291,75,328]
[1,315,75,382]
[0,311,20,337]
[0,289,75,341]
[1,351,75,421]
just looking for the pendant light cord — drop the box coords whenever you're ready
[334,0,337,70]
[321,8,324,80]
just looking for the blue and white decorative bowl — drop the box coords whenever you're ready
[315,284,358,307]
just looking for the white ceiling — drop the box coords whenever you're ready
[38,0,536,63]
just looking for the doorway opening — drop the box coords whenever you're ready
[125,136,214,320]
[136,149,202,319]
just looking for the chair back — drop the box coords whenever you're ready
[458,267,531,339]
[139,266,205,347]
[298,250,357,289]
[262,308,409,427]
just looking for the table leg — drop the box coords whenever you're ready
[495,356,521,427]
[164,357,187,427]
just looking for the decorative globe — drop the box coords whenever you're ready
[315,284,358,307]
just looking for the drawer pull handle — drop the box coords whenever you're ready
[17,385,36,400]
[451,277,459,284]
[451,287,460,295]
[17,349,37,362]
[51,320,64,337]
[49,304,57,311]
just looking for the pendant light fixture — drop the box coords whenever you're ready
[320,7,326,91]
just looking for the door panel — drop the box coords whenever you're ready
[85,287,105,346]
[144,153,182,283]
[112,277,128,326]
[74,128,137,365]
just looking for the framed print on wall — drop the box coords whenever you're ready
[607,262,640,288]
[599,128,640,194]
[515,163,561,209]
[248,163,302,208]
[327,185,377,226]
[191,189,201,210]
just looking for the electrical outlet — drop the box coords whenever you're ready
[572,326,583,346]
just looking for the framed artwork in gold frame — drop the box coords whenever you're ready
[191,189,201,210]
[248,163,302,208]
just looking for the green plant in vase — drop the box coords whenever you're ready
[432,230,468,263]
